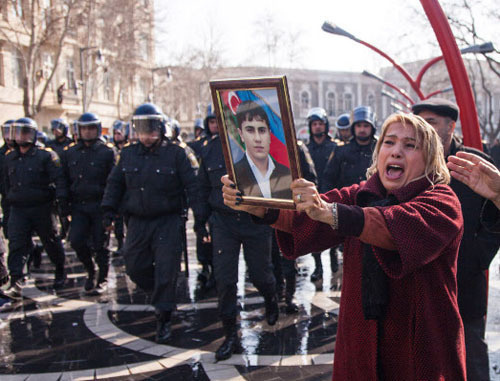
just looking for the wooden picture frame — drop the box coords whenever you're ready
[210,76,301,210]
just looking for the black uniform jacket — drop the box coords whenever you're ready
[61,140,116,203]
[101,140,201,218]
[47,136,73,158]
[321,138,376,193]
[307,137,336,190]
[448,137,500,319]
[233,155,292,200]
[3,145,68,207]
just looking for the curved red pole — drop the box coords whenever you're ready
[420,0,482,150]
[416,55,445,89]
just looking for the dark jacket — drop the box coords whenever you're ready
[321,138,376,193]
[448,136,500,319]
[306,136,336,190]
[61,140,116,203]
[233,155,292,199]
[47,136,73,158]
[297,140,317,185]
[3,145,68,207]
[101,140,201,218]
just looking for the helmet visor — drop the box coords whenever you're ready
[11,124,36,145]
[2,125,10,140]
[132,116,164,134]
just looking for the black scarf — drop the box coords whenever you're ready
[360,194,399,321]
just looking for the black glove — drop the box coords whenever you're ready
[193,218,209,239]
[57,198,71,218]
[102,211,114,229]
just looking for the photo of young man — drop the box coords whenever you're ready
[233,100,292,199]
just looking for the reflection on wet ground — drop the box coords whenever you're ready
[0,223,344,380]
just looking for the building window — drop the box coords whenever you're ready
[344,93,353,112]
[103,71,112,101]
[11,49,24,88]
[326,91,336,117]
[367,93,375,109]
[66,59,76,94]
[139,34,149,60]
[300,91,310,116]
[10,0,23,19]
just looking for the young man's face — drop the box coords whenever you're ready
[239,118,271,163]
[354,122,372,144]
[208,118,218,135]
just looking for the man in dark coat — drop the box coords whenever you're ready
[197,114,279,361]
[234,100,292,200]
[413,98,500,381]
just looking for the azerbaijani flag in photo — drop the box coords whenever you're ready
[221,89,290,168]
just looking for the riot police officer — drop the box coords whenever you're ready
[305,107,338,281]
[0,120,15,237]
[335,113,352,144]
[197,113,279,361]
[170,118,182,143]
[110,120,129,256]
[47,118,73,157]
[322,106,377,192]
[3,118,68,298]
[102,103,203,344]
[187,118,208,159]
[61,112,116,294]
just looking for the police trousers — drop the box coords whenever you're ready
[211,211,275,320]
[8,203,65,279]
[69,201,109,272]
[123,214,183,311]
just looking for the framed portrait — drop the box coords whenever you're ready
[210,76,301,210]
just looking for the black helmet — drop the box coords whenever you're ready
[194,118,204,131]
[203,112,216,136]
[335,113,351,130]
[50,118,69,136]
[131,103,171,139]
[11,117,38,146]
[350,106,376,136]
[169,118,181,139]
[36,131,48,145]
[307,107,329,137]
[76,112,102,141]
[112,119,129,141]
[2,119,15,141]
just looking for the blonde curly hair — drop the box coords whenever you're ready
[366,112,450,185]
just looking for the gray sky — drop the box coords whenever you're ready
[154,0,497,72]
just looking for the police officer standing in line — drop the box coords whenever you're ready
[197,111,279,361]
[334,113,353,144]
[47,118,73,158]
[271,140,317,313]
[187,118,208,159]
[321,106,377,193]
[61,112,116,294]
[305,107,338,281]
[110,120,129,256]
[412,99,500,381]
[0,120,16,238]
[102,103,204,344]
[3,118,68,298]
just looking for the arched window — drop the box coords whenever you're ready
[344,93,353,112]
[326,92,336,117]
[301,91,310,115]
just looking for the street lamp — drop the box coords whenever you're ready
[380,90,411,110]
[79,46,102,113]
[362,70,415,104]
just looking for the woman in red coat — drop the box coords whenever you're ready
[222,113,466,380]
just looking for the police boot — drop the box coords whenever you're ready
[84,266,95,293]
[215,318,238,361]
[330,249,339,274]
[113,238,123,257]
[155,310,172,344]
[95,264,109,293]
[4,277,23,300]
[204,265,216,289]
[197,264,210,284]
[264,293,279,326]
[310,253,323,282]
[284,275,298,314]
[53,265,66,290]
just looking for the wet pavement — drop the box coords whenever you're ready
[0,220,499,380]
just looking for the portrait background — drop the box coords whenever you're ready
[220,89,290,170]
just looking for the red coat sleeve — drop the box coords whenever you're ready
[372,184,464,279]
[276,184,360,260]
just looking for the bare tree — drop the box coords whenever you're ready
[0,0,85,117]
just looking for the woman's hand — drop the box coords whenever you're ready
[447,151,500,209]
[291,178,333,225]
[220,175,267,217]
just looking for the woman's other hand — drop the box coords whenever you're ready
[291,178,333,225]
